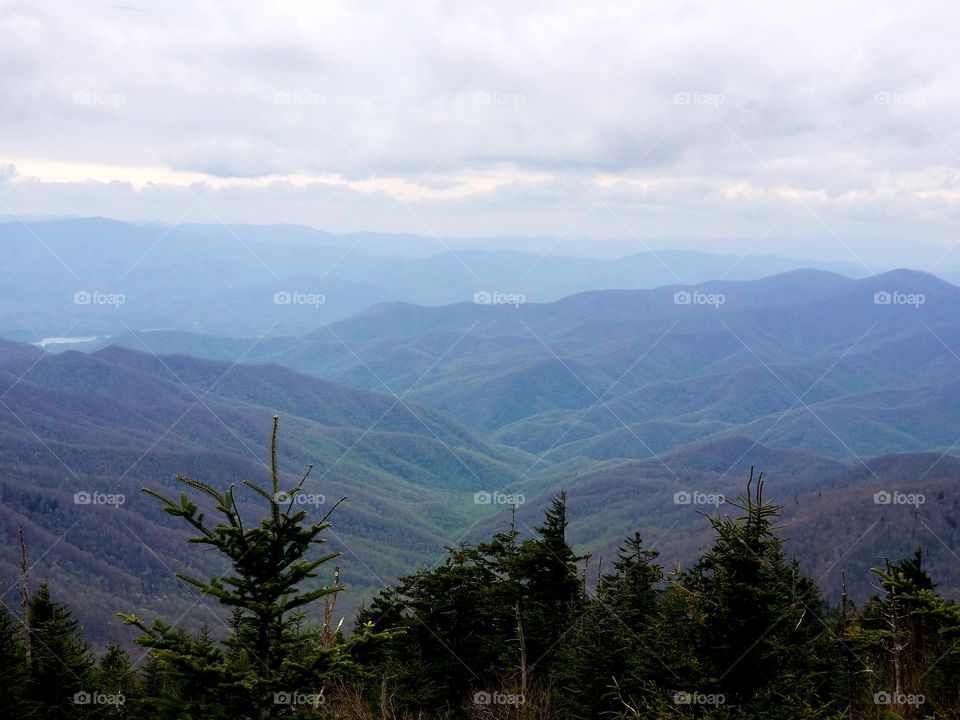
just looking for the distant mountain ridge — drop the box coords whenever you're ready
[0,216,879,339]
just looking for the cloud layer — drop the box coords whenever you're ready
[2,0,960,253]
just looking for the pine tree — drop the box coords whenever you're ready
[673,472,836,715]
[357,494,586,715]
[25,582,94,719]
[118,416,364,720]
[0,598,28,717]
[93,643,137,718]
[513,492,588,684]
[554,532,663,718]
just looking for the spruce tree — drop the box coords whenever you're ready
[555,532,663,718]
[0,598,28,717]
[119,416,361,720]
[513,492,587,684]
[676,472,835,715]
[25,582,94,719]
[93,643,137,718]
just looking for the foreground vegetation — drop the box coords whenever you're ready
[2,420,959,719]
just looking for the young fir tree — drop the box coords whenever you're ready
[554,532,663,718]
[94,643,137,719]
[118,416,364,720]
[25,582,94,719]
[0,598,28,717]
[513,492,588,685]
[673,472,837,716]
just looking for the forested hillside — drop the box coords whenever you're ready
[1,426,956,718]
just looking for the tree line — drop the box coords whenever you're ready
[2,418,959,719]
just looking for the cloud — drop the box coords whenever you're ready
[2,0,960,247]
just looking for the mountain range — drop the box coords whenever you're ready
[1,264,958,644]
[0,216,882,340]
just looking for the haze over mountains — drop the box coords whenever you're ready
[2,216,947,341]
[1,221,957,644]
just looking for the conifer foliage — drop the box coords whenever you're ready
[118,415,367,719]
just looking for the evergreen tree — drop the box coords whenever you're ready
[671,472,837,716]
[0,598,28,717]
[119,416,367,720]
[93,643,137,718]
[25,582,94,719]
[513,492,587,684]
[358,494,587,716]
[555,532,663,718]
[848,548,960,716]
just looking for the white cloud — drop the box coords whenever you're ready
[2,0,960,249]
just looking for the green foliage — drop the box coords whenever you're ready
[357,494,586,716]
[0,598,28,716]
[553,532,663,718]
[26,582,95,719]
[118,416,376,719]
[9,443,960,719]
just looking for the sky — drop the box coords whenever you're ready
[2,0,960,256]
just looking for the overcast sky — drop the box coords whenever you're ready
[2,1,959,257]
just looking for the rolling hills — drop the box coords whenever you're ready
[1,265,958,645]
[0,340,536,642]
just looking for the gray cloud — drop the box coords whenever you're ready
[2,0,960,251]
